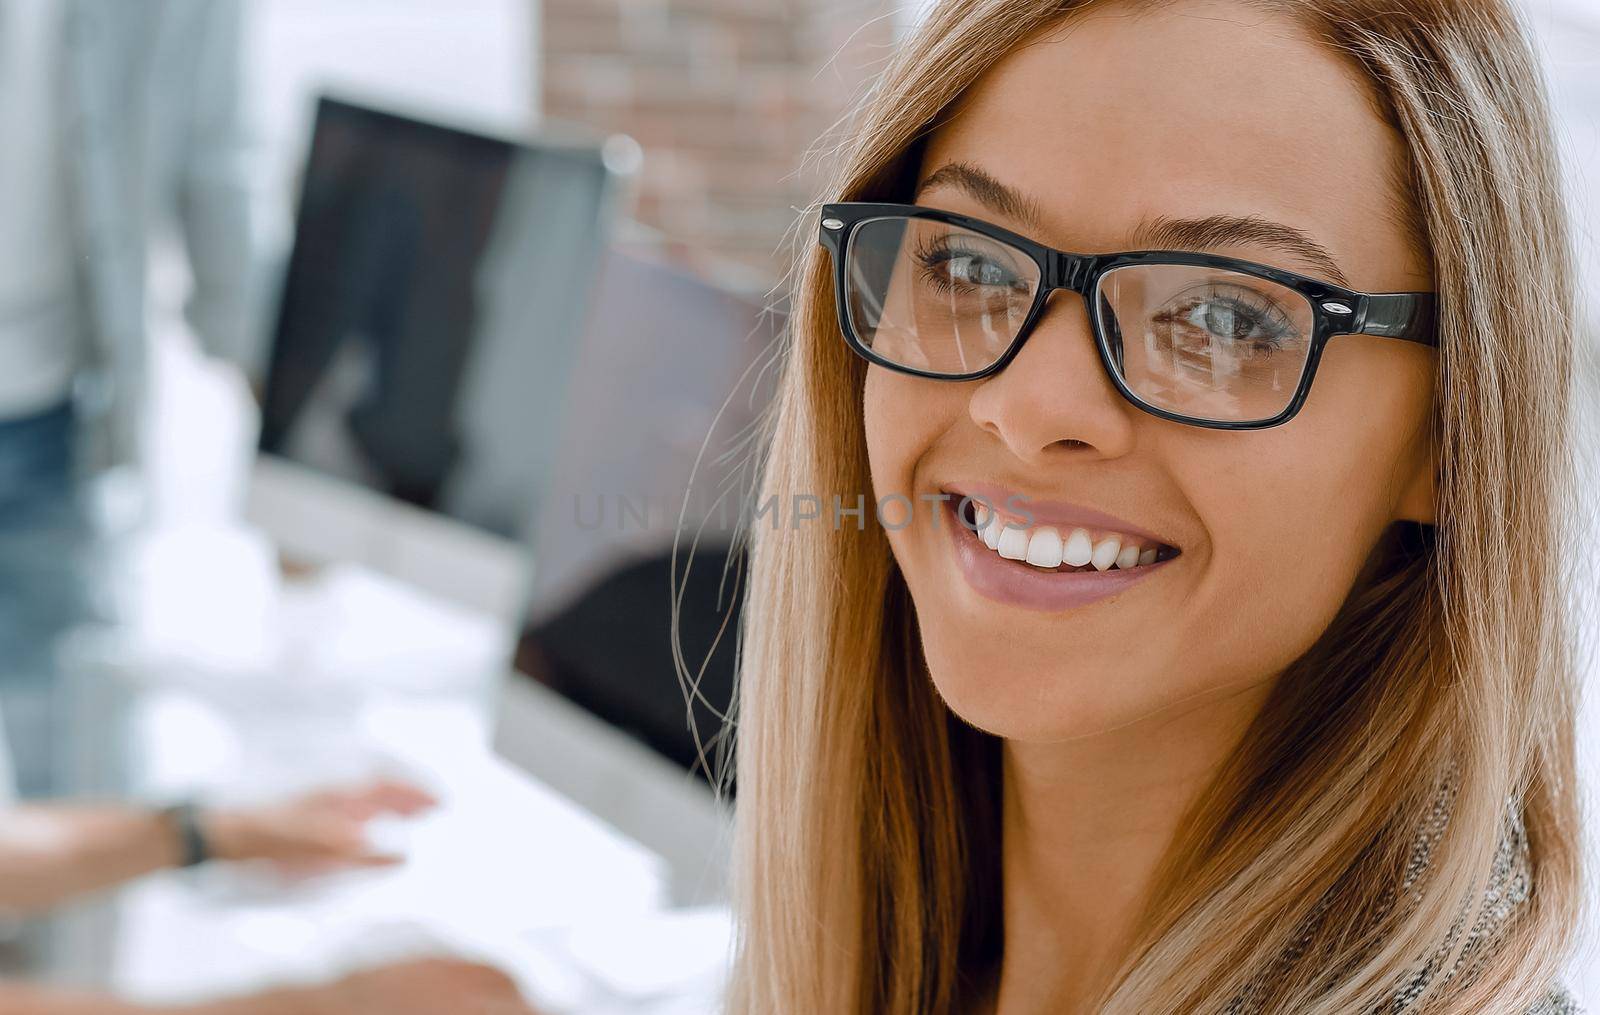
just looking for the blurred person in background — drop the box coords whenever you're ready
[0,779,542,1015]
[0,0,276,797]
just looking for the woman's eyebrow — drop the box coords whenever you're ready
[1133,214,1352,288]
[915,161,1046,232]
[914,161,1351,287]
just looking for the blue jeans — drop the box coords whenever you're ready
[0,400,100,799]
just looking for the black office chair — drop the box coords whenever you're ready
[514,545,744,791]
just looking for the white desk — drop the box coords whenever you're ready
[58,536,731,1014]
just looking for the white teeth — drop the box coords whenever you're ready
[1024,527,1063,568]
[1062,528,1094,567]
[968,511,1170,573]
[1090,536,1122,572]
[981,514,1003,550]
[997,524,1030,561]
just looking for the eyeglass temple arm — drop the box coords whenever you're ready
[1355,293,1437,346]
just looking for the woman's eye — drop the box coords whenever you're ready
[1157,293,1295,351]
[917,248,1024,292]
[945,254,1012,286]
[1186,300,1259,340]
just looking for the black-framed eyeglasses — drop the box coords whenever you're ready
[816,202,1437,430]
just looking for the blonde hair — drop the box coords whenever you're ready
[722,1,1585,1011]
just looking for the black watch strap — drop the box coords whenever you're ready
[159,801,210,868]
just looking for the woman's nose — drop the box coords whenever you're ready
[966,291,1139,463]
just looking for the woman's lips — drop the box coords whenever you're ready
[942,499,1176,612]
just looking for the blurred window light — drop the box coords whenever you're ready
[252,0,534,178]
[1515,0,1600,309]
[896,0,943,34]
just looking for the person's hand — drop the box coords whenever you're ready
[297,958,542,1015]
[204,779,438,874]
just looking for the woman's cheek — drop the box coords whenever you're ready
[863,368,937,495]
[1184,480,1369,679]
[860,368,894,485]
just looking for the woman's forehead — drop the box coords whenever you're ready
[917,0,1427,289]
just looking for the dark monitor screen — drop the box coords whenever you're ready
[258,96,614,539]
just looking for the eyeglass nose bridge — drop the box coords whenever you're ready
[1044,250,1097,296]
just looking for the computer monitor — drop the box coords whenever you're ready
[258,96,621,540]
[513,249,778,787]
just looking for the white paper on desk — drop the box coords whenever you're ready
[276,712,666,943]
[374,909,735,1015]
[279,564,511,699]
[405,921,598,1013]
[560,906,734,1001]
[112,526,281,670]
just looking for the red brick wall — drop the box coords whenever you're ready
[540,0,900,293]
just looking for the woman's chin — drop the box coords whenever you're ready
[925,659,1161,742]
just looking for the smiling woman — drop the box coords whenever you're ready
[721,0,1585,1013]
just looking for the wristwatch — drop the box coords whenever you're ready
[157,801,211,868]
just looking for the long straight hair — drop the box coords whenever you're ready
[724,1,1585,1011]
